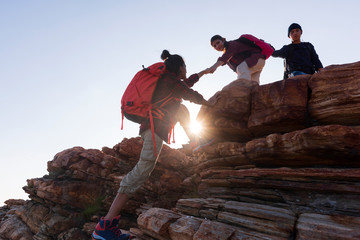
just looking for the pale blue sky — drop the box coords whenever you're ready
[1,0,359,204]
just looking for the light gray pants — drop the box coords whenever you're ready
[118,129,163,195]
[236,58,265,84]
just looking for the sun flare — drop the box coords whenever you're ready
[190,120,202,135]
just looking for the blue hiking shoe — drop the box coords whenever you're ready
[92,216,131,240]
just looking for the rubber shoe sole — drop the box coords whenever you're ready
[92,231,131,240]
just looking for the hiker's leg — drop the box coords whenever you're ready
[175,104,195,140]
[119,129,163,192]
[249,58,265,84]
[105,129,163,219]
[236,61,251,80]
[104,193,129,220]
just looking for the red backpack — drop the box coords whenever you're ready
[121,62,175,156]
[237,34,274,59]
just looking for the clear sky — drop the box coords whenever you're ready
[1,0,359,205]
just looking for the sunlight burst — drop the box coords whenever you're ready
[190,120,202,135]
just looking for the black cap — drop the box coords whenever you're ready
[288,23,302,37]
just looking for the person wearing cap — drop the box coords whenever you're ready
[272,23,323,79]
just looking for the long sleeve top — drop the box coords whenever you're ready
[272,42,323,74]
[218,40,265,71]
[139,72,206,142]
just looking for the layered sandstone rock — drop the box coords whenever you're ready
[248,74,310,137]
[132,62,360,239]
[0,200,33,240]
[296,213,360,240]
[1,139,193,239]
[245,125,360,167]
[198,61,360,142]
[197,78,257,141]
[308,61,360,125]
[1,62,360,239]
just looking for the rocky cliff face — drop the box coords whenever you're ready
[1,61,360,240]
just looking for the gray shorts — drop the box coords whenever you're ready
[118,129,163,195]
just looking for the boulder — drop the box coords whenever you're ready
[137,208,181,240]
[168,216,202,240]
[0,214,34,240]
[197,79,257,141]
[248,75,310,137]
[308,61,360,125]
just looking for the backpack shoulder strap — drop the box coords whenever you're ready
[283,44,294,79]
